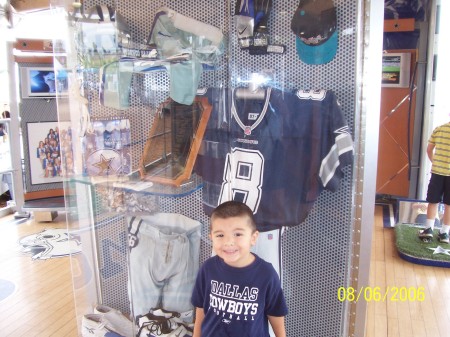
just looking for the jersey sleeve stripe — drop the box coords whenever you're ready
[319,133,353,188]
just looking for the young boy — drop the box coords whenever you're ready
[419,121,450,243]
[191,201,288,337]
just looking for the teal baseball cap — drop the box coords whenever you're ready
[291,0,337,65]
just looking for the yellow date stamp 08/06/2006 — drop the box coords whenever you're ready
[337,286,425,302]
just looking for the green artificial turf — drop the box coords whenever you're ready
[395,224,450,262]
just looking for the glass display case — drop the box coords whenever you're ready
[52,0,380,336]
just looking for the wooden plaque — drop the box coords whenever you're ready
[139,96,211,186]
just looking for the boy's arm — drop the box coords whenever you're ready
[427,142,435,162]
[268,315,286,337]
[193,307,205,337]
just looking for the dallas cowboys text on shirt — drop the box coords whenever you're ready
[209,280,259,321]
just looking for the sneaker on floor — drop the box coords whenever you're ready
[418,227,433,238]
[94,305,135,337]
[137,322,191,337]
[136,314,179,337]
[438,231,450,244]
[149,307,193,322]
[166,324,192,337]
[81,314,125,337]
[151,308,179,319]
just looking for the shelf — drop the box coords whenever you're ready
[76,58,222,74]
[22,196,66,212]
[68,173,203,197]
[384,18,415,33]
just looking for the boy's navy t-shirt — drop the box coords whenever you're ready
[191,254,288,337]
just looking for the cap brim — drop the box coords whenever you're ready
[295,30,338,65]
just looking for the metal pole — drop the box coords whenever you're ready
[5,36,27,217]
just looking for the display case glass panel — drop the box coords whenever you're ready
[51,0,373,336]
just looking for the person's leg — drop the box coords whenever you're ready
[420,174,443,239]
[437,205,450,243]
[442,204,450,227]
[426,203,439,229]
[438,177,450,243]
[418,202,438,238]
[437,177,450,243]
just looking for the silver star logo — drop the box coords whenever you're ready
[427,246,450,255]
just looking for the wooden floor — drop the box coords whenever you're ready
[0,212,78,336]
[0,206,449,336]
[366,205,450,337]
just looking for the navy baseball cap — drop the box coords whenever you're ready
[291,0,337,65]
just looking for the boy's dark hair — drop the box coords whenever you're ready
[211,201,257,231]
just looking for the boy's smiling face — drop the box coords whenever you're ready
[210,215,259,268]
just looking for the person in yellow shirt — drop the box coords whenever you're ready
[419,122,450,243]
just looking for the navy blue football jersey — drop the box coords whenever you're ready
[194,87,353,231]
